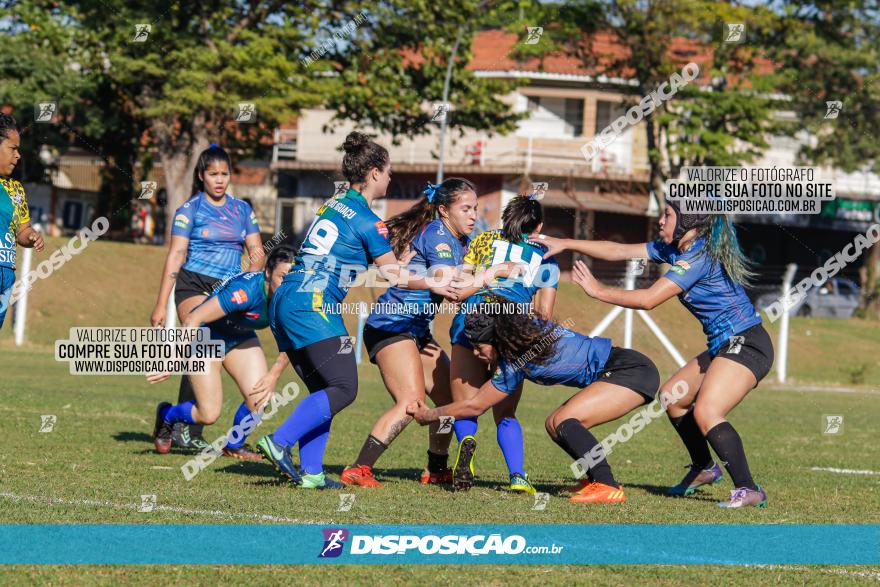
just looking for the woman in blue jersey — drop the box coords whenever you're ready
[150,145,265,450]
[150,246,295,458]
[256,131,418,489]
[541,201,773,508]
[446,194,560,493]
[408,300,660,504]
[340,178,476,488]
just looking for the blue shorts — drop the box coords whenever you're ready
[0,266,15,328]
[208,319,259,353]
[270,281,347,351]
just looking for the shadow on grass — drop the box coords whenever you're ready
[625,482,719,502]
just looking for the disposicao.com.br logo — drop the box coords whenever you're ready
[318,528,563,558]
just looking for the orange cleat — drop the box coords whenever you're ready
[568,481,626,504]
[420,468,453,485]
[341,464,384,487]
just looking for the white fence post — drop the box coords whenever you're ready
[355,302,369,365]
[13,247,32,346]
[623,259,637,348]
[777,263,797,384]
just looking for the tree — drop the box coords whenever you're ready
[760,1,880,317]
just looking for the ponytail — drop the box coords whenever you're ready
[695,216,755,285]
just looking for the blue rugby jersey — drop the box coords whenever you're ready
[490,326,613,395]
[647,238,762,355]
[171,192,260,279]
[367,218,469,336]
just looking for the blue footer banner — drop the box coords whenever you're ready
[1,524,877,565]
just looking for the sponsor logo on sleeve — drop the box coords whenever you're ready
[375,221,389,239]
[669,259,690,277]
[174,214,189,229]
[231,289,248,305]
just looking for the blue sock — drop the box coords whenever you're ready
[271,390,332,448]
[453,417,478,442]
[298,420,332,475]
[162,401,196,425]
[497,417,525,477]
[226,402,255,449]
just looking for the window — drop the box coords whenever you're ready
[564,98,584,136]
[595,100,626,134]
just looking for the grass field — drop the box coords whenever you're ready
[1,238,879,584]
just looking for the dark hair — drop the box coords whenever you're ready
[341,131,389,184]
[191,144,231,195]
[385,177,476,257]
[0,113,18,141]
[501,195,543,243]
[463,299,557,366]
[266,244,297,274]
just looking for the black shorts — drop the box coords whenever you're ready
[597,347,660,403]
[363,324,432,364]
[174,268,223,306]
[713,323,774,383]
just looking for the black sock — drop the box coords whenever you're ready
[669,410,713,469]
[354,435,388,468]
[705,422,756,490]
[427,450,448,473]
[554,419,619,488]
[177,376,203,438]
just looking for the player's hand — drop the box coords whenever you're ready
[150,305,166,328]
[406,399,429,425]
[430,285,459,302]
[249,373,278,411]
[572,259,600,297]
[27,230,44,252]
[146,372,172,384]
[537,234,566,259]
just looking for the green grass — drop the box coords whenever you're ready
[1,237,879,584]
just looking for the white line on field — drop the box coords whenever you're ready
[0,491,332,524]
[751,565,880,580]
[767,385,880,396]
[810,467,880,476]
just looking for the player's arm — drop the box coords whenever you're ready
[244,232,266,271]
[572,259,681,310]
[16,221,44,251]
[452,261,526,300]
[151,236,189,327]
[181,297,227,328]
[533,287,556,321]
[373,251,462,299]
[538,235,648,261]
[407,380,508,424]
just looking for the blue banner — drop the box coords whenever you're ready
[1,524,877,565]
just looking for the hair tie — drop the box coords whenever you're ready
[423,182,440,203]
[209,143,219,149]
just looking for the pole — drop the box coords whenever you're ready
[777,263,797,383]
[623,260,637,349]
[13,247,32,346]
[355,302,369,365]
[436,27,464,184]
